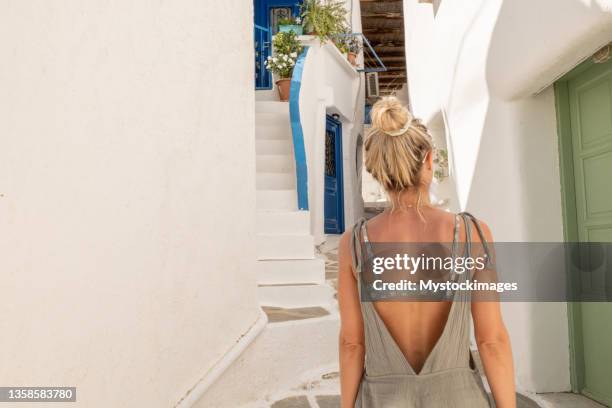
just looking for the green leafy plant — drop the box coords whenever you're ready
[265,31,304,79]
[346,34,361,54]
[333,30,361,54]
[300,0,348,42]
[334,35,349,54]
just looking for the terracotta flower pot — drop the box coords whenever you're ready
[347,52,357,66]
[276,78,291,102]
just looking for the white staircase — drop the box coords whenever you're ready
[255,101,331,308]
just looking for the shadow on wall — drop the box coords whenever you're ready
[483,0,612,392]
[485,0,612,100]
[460,0,612,393]
[439,0,496,210]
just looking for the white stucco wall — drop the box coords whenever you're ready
[297,38,364,243]
[0,2,260,407]
[403,0,612,393]
[343,0,366,230]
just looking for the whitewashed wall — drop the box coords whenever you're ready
[0,2,260,407]
[297,38,363,243]
[403,0,612,394]
[343,0,366,230]
[302,0,364,242]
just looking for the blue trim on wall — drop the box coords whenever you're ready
[289,46,309,211]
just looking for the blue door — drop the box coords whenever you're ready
[254,0,302,89]
[324,115,345,234]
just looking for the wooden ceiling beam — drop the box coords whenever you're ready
[361,12,402,18]
[361,17,403,28]
[360,0,403,3]
[361,0,407,89]
[363,27,403,33]
[376,56,405,62]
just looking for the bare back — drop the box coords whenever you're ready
[362,207,459,374]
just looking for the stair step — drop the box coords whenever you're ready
[256,210,310,234]
[256,139,293,155]
[258,283,335,308]
[256,154,294,173]
[256,233,314,260]
[256,190,297,211]
[256,172,295,189]
[256,100,290,114]
[257,258,325,285]
[195,314,339,407]
[256,123,291,140]
[255,89,279,102]
[256,113,291,127]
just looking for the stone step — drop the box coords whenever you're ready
[256,210,309,235]
[256,123,291,140]
[256,112,291,127]
[262,306,331,324]
[256,233,314,260]
[193,315,339,408]
[256,100,290,114]
[257,258,325,285]
[256,172,295,190]
[256,154,294,173]
[258,283,335,309]
[256,190,297,211]
[256,139,293,155]
[255,89,279,102]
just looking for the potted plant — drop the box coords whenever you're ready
[345,34,361,66]
[334,34,349,55]
[278,16,303,35]
[265,31,304,101]
[300,0,348,42]
[333,30,361,66]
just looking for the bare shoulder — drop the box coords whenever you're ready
[339,228,352,255]
[473,217,494,242]
[338,227,357,281]
[456,213,494,243]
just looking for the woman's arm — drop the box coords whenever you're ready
[472,300,515,407]
[471,221,516,408]
[337,230,365,408]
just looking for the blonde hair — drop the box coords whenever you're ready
[365,96,434,210]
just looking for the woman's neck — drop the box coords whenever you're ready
[389,188,431,209]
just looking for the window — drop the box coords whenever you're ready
[270,7,292,35]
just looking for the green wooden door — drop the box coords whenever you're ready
[558,57,612,406]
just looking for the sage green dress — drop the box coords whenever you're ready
[350,213,492,408]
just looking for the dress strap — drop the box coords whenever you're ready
[350,217,368,276]
[447,213,491,301]
[456,212,491,263]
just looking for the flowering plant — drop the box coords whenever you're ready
[265,31,304,79]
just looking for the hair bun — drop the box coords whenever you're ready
[370,96,411,133]
[410,117,427,133]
